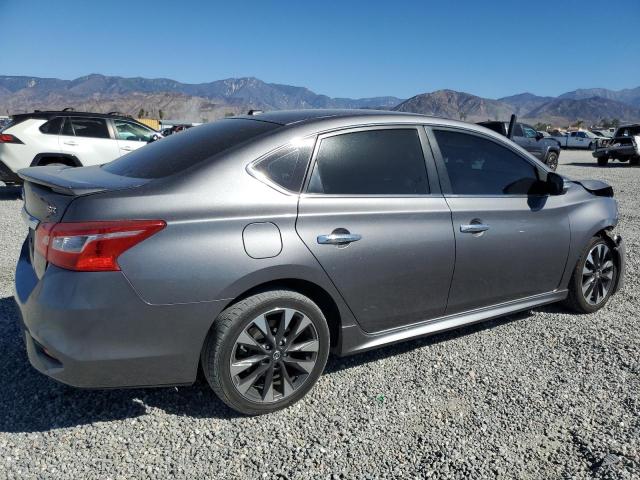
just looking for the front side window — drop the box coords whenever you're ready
[307,129,429,195]
[114,120,154,142]
[253,137,315,192]
[434,129,542,195]
[522,125,538,138]
[69,117,110,139]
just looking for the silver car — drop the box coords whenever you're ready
[15,110,625,415]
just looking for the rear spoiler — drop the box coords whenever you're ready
[17,165,149,196]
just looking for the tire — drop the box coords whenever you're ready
[563,236,618,314]
[630,157,640,166]
[201,289,330,415]
[588,142,594,150]
[597,157,609,167]
[545,151,559,171]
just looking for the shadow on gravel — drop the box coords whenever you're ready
[567,162,635,168]
[0,186,22,200]
[0,293,568,432]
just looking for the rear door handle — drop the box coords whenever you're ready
[460,224,490,233]
[317,232,362,245]
[121,146,134,151]
[63,141,78,146]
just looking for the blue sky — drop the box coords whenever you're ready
[2,0,638,99]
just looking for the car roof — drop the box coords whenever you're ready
[10,110,137,121]
[233,109,431,126]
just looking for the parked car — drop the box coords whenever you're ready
[551,130,607,150]
[0,110,161,185]
[591,129,612,138]
[15,110,624,415]
[592,124,640,167]
[477,120,561,170]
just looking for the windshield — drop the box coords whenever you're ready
[102,119,280,179]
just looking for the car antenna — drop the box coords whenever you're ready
[507,114,517,139]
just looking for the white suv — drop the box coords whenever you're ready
[0,111,161,185]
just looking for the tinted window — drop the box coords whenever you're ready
[61,117,74,136]
[114,119,154,142]
[307,129,428,195]
[253,137,315,192]
[39,117,64,134]
[434,129,542,195]
[103,119,280,179]
[512,124,524,137]
[70,117,110,138]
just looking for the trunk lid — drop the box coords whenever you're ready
[19,165,151,277]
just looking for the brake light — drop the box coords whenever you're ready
[34,220,165,271]
[0,133,23,144]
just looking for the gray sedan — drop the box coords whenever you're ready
[15,110,625,414]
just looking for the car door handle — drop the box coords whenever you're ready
[460,224,490,233]
[121,146,134,151]
[317,232,362,245]
[63,141,78,146]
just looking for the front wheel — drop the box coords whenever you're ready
[563,236,618,314]
[545,151,559,171]
[597,157,609,167]
[630,157,640,166]
[201,290,330,415]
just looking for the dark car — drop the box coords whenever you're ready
[592,124,640,167]
[478,121,561,170]
[15,110,624,414]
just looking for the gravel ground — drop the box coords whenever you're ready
[0,149,638,479]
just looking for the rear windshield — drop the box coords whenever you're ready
[102,119,280,179]
[615,125,640,137]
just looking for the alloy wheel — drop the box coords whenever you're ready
[229,308,320,403]
[581,242,615,306]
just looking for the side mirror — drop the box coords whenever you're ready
[546,172,564,195]
[535,132,544,141]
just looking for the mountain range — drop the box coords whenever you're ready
[1,74,639,125]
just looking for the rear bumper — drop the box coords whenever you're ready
[14,240,227,388]
[593,145,638,160]
[0,160,21,184]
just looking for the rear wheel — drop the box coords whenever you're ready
[563,236,617,313]
[545,151,559,171]
[597,157,609,167]
[630,157,640,166]
[201,290,330,415]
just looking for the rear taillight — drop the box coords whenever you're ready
[0,133,23,144]
[34,220,165,271]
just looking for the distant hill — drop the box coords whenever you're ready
[394,89,515,122]
[525,97,640,124]
[0,74,402,121]
[498,93,555,116]
[559,87,640,107]
[1,73,639,125]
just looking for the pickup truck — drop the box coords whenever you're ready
[592,124,640,167]
[551,130,607,150]
[477,120,561,170]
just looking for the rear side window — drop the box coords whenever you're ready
[103,119,280,179]
[434,129,542,195]
[253,137,315,192]
[69,118,110,139]
[307,129,429,195]
[39,117,64,135]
